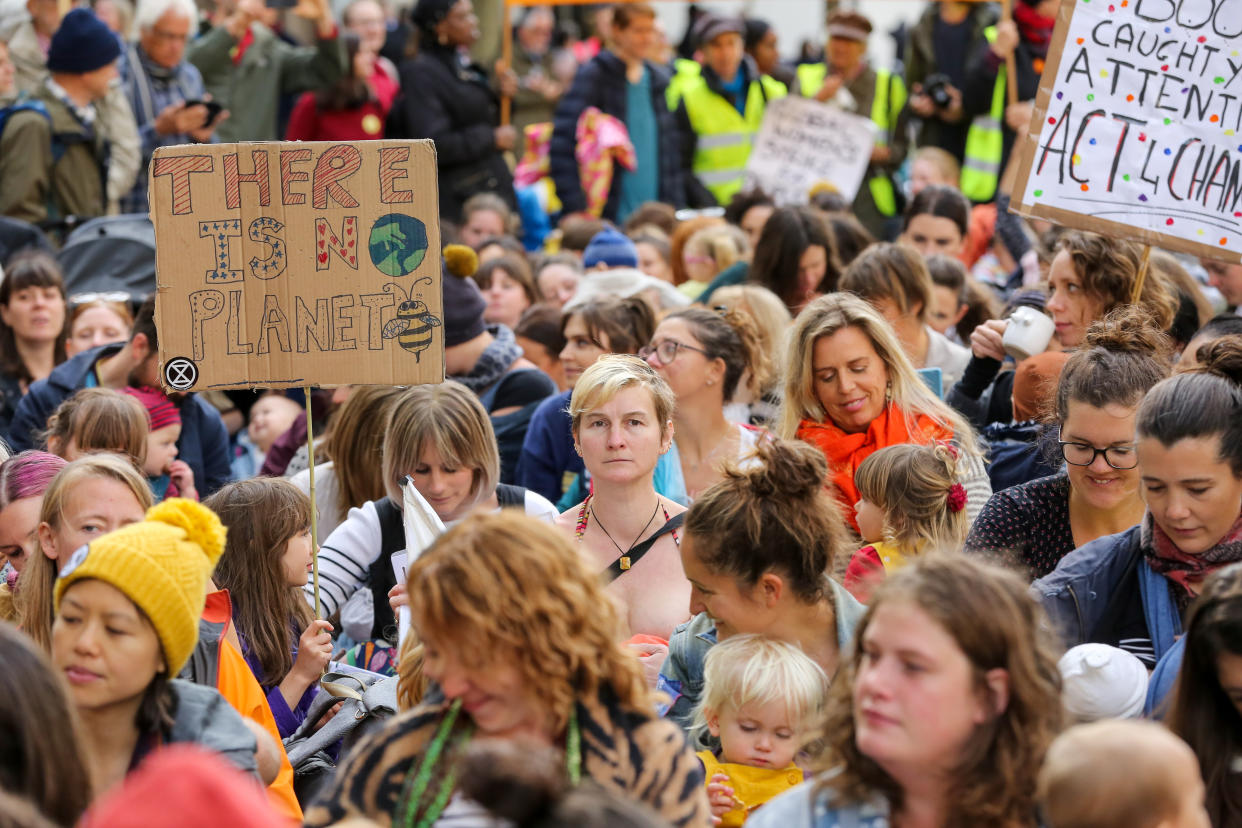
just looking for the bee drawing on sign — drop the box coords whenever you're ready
[382,277,440,362]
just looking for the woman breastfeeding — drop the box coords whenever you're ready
[641,307,770,503]
[966,308,1172,579]
[312,381,556,649]
[659,437,863,732]
[778,292,990,533]
[556,355,687,680]
[1034,336,1242,668]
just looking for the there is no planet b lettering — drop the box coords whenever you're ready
[1013,0,1242,260]
[150,140,444,392]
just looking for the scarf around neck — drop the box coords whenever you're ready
[450,323,521,394]
[796,402,954,531]
[1014,3,1055,51]
[1142,511,1242,596]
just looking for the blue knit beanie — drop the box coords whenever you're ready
[582,227,639,270]
[47,9,121,74]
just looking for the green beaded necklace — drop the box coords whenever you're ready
[395,699,582,828]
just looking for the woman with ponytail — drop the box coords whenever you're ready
[966,307,1173,579]
[659,438,864,733]
[641,307,772,503]
[1034,334,1242,669]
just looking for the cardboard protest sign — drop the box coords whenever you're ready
[745,96,878,206]
[150,140,444,392]
[1011,0,1242,261]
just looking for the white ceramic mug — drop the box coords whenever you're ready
[1002,306,1056,361]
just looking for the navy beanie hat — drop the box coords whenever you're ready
[47,9,121,75]
[441,260,487,347]
[582,226,639,270]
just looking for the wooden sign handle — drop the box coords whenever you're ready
[1000,0,1019,107]
[500,2,513,126]
[1132,245,1152,304]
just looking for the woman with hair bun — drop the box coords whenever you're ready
[967,307,1173,579]
[641,307,772,502]
[1034,335,1242,668]
[659,437,864,732]
[748,556,1063,827]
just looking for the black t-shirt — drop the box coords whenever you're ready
[1089,558,1159,667]
[932,16,971,90]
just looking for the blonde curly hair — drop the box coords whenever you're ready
[396,511,649,726]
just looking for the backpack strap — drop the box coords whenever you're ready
[368,497,405,644]
[495,483,526,508]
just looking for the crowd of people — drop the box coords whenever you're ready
[3,0,1242,826]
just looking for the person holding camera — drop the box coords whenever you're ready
[187,0,346,143]
[904,0,997,165]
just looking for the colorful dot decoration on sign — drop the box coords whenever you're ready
[1123,174,1131,181]
[1081,183,1090,191]
[1167,218,1175,225]
[1034,189,1043,197]
[1222,238,1229,246]
[1087,93,1095,101]
[1139,194,1148,201]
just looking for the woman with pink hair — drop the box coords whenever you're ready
[0,451,67,620]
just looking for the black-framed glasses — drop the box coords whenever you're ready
[638,339,710,366]
[1058,441,1139,470]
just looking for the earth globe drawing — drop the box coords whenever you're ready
[369,214,429,277]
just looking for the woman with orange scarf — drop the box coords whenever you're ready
[777,292,990,533]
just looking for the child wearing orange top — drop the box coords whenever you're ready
[845,443,968,602]
[694,635,828,827]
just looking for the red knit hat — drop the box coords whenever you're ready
[79,745,286,828]
[122,385,181,431]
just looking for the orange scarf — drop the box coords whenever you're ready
[796,403,954,530]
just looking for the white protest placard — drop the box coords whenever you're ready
[744,96,878,206]
[150,140,445,392]
[1011,0,1242,261]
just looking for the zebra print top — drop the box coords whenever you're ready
[303,685,709,827]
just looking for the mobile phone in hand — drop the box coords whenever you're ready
[183,99,224,128]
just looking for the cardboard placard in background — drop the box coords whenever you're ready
[744,96,878,206]
[151,140,444,392]
[1011,0,1242,262]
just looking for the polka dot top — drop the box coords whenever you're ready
[964,472,1075,580]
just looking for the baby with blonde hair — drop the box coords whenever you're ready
[694,635,827,827]
[1039,719,1210,828]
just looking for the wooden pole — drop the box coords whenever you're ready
[500,2,513,126]
[1132,245,1153,304]
[306,389,321,621]
[1000,0,1019,107]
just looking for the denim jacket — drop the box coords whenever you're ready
[657,578,867,732]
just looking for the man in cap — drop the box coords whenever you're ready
[673,13,786,207]
[797,11,908,240]
[0,8,123,224]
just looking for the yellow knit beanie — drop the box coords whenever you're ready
[54,498,227,676]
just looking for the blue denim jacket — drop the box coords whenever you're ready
[657,578,867,731]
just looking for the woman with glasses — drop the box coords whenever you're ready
[966,308,1172,580]
[1033,334,1242,668]
[642,307,770,503]
[556,355,688,685]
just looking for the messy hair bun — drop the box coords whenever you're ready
[1196,335,1242,388]
[684,439,848,604]
[1056,306,1172,422]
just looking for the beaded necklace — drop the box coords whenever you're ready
[575,494,680,561]
[395,699,582,828]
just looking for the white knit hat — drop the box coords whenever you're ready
[1058,644,1149,721]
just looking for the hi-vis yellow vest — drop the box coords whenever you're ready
[680,73,787,206]
[796,63,906,216]
[960,26,1007,203]
[665,58,701,109]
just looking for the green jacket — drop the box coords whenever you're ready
[0,88,108,225]
[187,23,346,143]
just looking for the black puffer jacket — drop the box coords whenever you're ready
[387,43,516,220]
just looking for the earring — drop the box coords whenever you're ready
[706,379,714,386]
[885,382,893,402]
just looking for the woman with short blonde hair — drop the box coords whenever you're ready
[305,510,709,828]
[558,355,688,683]
[780,292,989,533]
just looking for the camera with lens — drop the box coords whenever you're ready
[922,73,954,109]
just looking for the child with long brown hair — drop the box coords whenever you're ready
[41,387,148,465]
[844,442,970,602]
[204,478,331,738]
